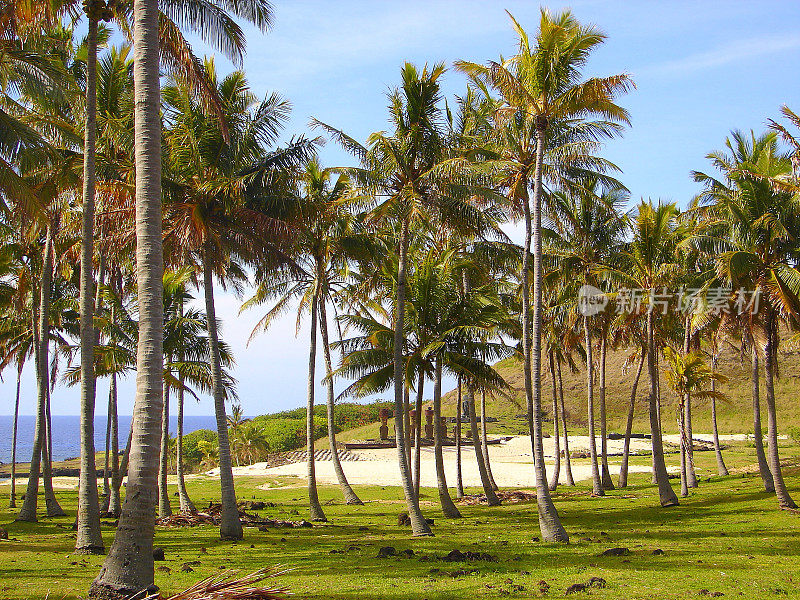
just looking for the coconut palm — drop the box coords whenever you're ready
[89,0,165,592]
[313,62,498,536]
[244,160,366,511]
[693,130,800,509]
[602,200,682,506]
[456,9,632,540]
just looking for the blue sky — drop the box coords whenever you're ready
[4,1,800,416]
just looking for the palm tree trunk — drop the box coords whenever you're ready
[412,372,424,498]
[108,374,122,516]
[158,382,172,517]
[710,353,728,476]
[584,317,603,496]
[175,311,196,514]
[599,335,614,490]
[751,349,773,492]
[43,382,64,516]
[393,217,431,536]
[17,223,55,522]
[679,398,688,497]
[548,351,560,491]
[762,316,796,509]
[203,250,244,539]
[111,421,131,518]
[75,10,104,553]
[433,359,461,518]
[317,291,362,505]
[90,0,165,587]
[103,407,111,512]
[557,359,575,486]
[480,389,498,491]
[619,347,645,488]
[455,377,464,498]
[530,123,568,541]
[646,309,679,506]
[467,384,500,505]
[305,288,326,522]
[10,365,21,508]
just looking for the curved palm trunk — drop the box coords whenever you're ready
[529,124,568,541]
[176,369,196,514]
[317,293,362,505]
[619,347,645,488]
[10,366,22,508]
[684,388,698,488]
[583,317,603,496]
[305,290,326,522]
[762,318,796,509]
[599,335,614,490]
[433,360,461,518]
[108,373,122,516]
[412,372,424,498]
[90,0,164,588]
[679,397,689,497]
[455,377,464,498]
[17,224,55,522]
[646,309,679,506]
[203,251,244,539]
[111,423,131,518]
[158,383,172,517]
[103,408,111,512]
[751,350,773,491]
[557,359,575,486]
[43,384,64,517]
[467,384,500,505]
[548,351,560,491]
[710,354,728,477]
[480,389,498,491]
[75,11,104,554]
[393,218,431,536]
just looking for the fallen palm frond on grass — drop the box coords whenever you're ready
[456,490,537,505]
[142,568,290,600]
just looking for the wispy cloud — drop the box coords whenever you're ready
[637,34,800,78]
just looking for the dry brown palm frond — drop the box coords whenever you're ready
[141,568,291,600]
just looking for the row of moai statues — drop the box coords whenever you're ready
[378,407,449,441]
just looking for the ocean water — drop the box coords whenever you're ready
[0,415,218,465]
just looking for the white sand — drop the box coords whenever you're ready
[206,434,695,489]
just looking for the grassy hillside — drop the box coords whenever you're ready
[439,345,800,437]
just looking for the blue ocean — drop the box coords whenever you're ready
[0,415,218,465]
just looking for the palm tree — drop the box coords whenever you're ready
[244,160,365,508]
[693,130,800,509]
[314,63,497,536]
[602,200,682,507]
[548,180,628,495]
[661,347,727,496]
[90,0,164,592]
[456,9,632,540]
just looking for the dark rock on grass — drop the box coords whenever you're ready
[152,547,165,561]
[358,526,369,531]
[652,548,665,555]
[0,527,8,540]
[538,580,550,594]
[199,547,207,554]
[588,577,606,588]
[156,566,171,573]
[566,582,587,594]
[180,564,194,573]
[298,520,313,528]
[443,549,497,563]
[183,561,201,567]
[600,547,630,557]
[399,549,415,558]
[377,546,397,558]
[398,512,434,527]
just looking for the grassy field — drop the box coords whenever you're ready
[2,441,800,599]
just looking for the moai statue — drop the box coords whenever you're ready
[424,407,434,439]
[379,408,390,441]
[409,409,418,442]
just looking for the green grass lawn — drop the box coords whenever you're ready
[1,443,800,600]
